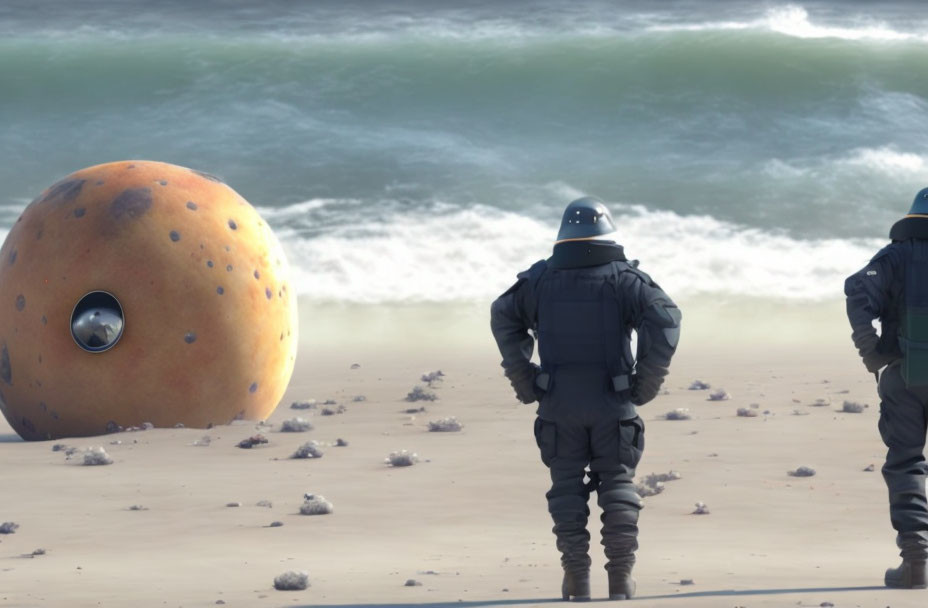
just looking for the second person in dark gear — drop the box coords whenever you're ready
[845,187,928,590]
[490,196,681,601]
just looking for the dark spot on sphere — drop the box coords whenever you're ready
[39,402,47,412]
[9,250,16,264]
[38,354,42,363]
[170,230,180,242]
[74,208,85,218]
[228,219,237,230]
[216,286,224,295]
[41,315,47,325]
[206,260,213,268]
[253,270,259,279]
[127,164,136,169]
[226,265,232,272]
[0,344,10,385]
[265,288,272,300]
[224,246,230,252]
[186,201,198,211]
[159,180,168,186]
[15,295,25,311]
[278,290,282,298]
[249,382,258,393]
[110,187,152,220]
[51,410,59,420]
[192,169,223,183]
[184,332,196,344]
[41,179,85,205]
[36,230,43,240]
[95,180,104,186]
[21,417,36,434]
[280,333,283,341]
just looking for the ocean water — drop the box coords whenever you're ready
[2,0,927,302]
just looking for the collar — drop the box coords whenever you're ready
[548,240,627,270]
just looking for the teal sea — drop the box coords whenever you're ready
[2,0,928,302]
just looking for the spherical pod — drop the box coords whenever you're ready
[0,161,298,440]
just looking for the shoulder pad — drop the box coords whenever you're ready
[613,260,654,286]
[516,259,547,282]
[870,242,905,265]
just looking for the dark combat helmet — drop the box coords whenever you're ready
[890,187,928,241]
[555,196,617,243]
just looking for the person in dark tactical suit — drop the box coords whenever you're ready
[845,187,928,590]
[490,196,680,601]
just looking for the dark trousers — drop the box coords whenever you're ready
[533,398,644,573]
[878,362,928,551]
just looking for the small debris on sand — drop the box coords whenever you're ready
[226,502,241,508]
[688,380,710,390]
[300,494,333,515]
[692,502,710,515]
[193,435,211,447]
[789,466,817,477]
[256,500,273,508]
[109,440,121,445]
[128,505,147,511]
[421,370,445,387]
[810,398,831,407]
[269,521,283,527]
[141,422,154,430]
[841,401,867,413]
[820,603,834,608]
[864,464,876,472]
[290,400,317,410]
[0,522,19,534]
[323,399,337,405]
[428,417,463,432]
[280,417,313,432]
[335,438,349,447]
[350,363,361,369]
[680,579,694,585]
[736,407,758,417]
[405,579,423,587]
[30,548,45,557]
[237,434,268,449]
[274,571,309,591]
[708,389,730,401]
[405,406,427,414]
[792,409,810,416]
[352,395,367,402]
[321,405,347,416]
[636,471,681,498]
[406,386,438,402]
[664,408,692,421]
[51,443,68,452]
[292,441,324,459]
[386,450,419,467]
[82,447,113,466]
[174,423,185,428]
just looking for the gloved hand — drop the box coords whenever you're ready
[862,349,895,374]
[505,363,541,404]
[630,374,661,407]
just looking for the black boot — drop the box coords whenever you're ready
[561,569,591,602]
[607,562,636,601]
[886,533,928,589]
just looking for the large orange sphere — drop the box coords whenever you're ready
[0,161,298,440]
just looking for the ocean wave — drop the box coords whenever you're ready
[763,146,928,177]
[648,5,924,42]
[271,201,882,303]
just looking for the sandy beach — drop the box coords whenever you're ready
[0,297,923,607]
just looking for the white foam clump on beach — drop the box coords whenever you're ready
[280,417,313,432]
[300,495,333,515]
[386,450,419,466]
[82,447,113,466]
[292,441,324,459]
[274,571,309,591]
